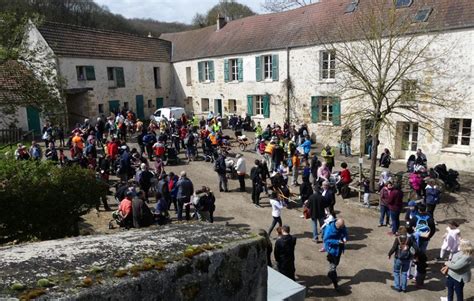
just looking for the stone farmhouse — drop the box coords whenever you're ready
[25,22,172,131]
[161,0,474,171]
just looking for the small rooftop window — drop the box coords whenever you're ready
[345,0,359,13]
[414,8,432,22]
[395,0,413,8]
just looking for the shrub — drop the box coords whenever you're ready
[0,159,107,243]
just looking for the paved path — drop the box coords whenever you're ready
[84,134,474,300]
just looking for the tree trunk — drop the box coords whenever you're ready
[369,132,379,192]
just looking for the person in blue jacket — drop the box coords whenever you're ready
[323,218,348,290]
[300,136,312,160]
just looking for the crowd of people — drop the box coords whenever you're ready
[10,107,472,300]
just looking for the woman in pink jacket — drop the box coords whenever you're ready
[409,172,423,199]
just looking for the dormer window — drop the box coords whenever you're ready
[395,0,413,8]
[345,0,359,13]
[414,8,432,22]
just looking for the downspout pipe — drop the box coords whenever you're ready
[286,47,291,123]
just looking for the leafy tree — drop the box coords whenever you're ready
[262,0,315,12]
[0,12,65,129]
[192,0,256,28]
[0,159,108,242]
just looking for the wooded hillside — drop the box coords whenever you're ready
[0,0,192,37]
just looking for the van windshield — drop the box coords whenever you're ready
[154,110,161,117]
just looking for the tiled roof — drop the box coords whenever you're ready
[38,22,172,62]
[0,60,30,101]
[161,0,474,62]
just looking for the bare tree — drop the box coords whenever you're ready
[262,0,316,12]
[316,1,464,190]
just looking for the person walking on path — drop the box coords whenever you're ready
[379,181,391,227]
[235,153,247,192]
[250,160,263,207]
[387,183,404,235]
[274,225,297,280]
[323,218,348,290]
[175,171,194,221]
[306,191,329,243]
[215,152,229,192]
[442,239,472,301]
[388,226,418,293]
[268,191,284,235]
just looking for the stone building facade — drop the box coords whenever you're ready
[162,0,474,171]
[26,22,172,129]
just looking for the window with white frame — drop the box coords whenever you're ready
[320,97,334,122]
[204,62,210,81]
[321,51,336,80]
[230,59,238,81]
[447,118,471,146]
[263,55,273,80]
[228,99,237,113]
[201,98,210,112]
[255,95,264,115]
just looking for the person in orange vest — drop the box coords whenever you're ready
[264,140,276,170]
[291,151,301,186]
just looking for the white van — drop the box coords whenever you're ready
[150,107,186,123]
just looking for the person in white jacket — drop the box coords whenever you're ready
[235,153,247,192]
[268,191,284,235]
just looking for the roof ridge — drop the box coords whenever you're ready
[41,21,167,42]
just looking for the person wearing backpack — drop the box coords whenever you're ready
[409,203,436,253]
[215,153,229,192]
[388,226,418,293]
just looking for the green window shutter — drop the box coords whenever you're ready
[332,97,341,126]
[224,59,229,83]
[263,95,270,118]
[255,56,262,82]
[209,61,215,82]
[311,96,319,123]
[116,67,125,87]
[247,95,254,116]
[198,62,203,82]
[272,54,279,81]
[238,58,243,82]
[85,66,95,80]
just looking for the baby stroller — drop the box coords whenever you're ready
[433,164,460,192]
[165,146,180,165]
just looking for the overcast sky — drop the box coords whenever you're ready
[94,0,266,24]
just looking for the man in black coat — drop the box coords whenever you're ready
[307,191,329,243]
[250,160,263,207]
[321,181,336,213]
[215,153,229,192]
[274,225,297,280]
[132,191,154,228]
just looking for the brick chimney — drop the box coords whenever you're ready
[217,14,226,31]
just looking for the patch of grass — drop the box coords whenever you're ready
[19,288,46,301]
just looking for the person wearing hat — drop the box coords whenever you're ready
[15,143,30,160]
[404,200,419,224]
[235,154,247,192]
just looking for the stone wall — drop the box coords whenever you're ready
[0,223,267,301]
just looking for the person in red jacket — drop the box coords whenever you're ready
[108,138,119,161]
[336,162,352,195]
[386,182,404,235]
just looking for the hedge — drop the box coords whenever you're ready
[0,159,107,243]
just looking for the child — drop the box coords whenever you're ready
[361,177,370,208]
[302,160,311,179]
[438,221,461,260]
[404,200,418,225]
[414,252,427,288]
